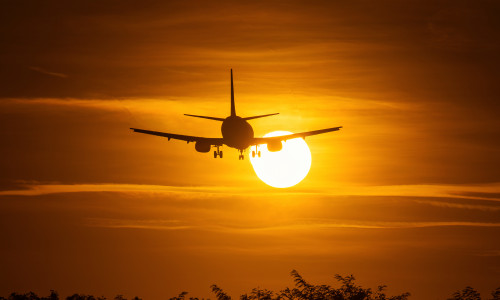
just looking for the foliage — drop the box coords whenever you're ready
[1,291,58,300]
[167,291,201,300]
[447,286,481,300]
[279,270,410,300]
[211,285,231,300]
[66,295,97,300]
[491,288,500,300]
[240,288,276,300]
[1,271,499,300]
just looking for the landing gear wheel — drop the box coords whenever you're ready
[213,146,223,158]
[258,151,261,157]
[252,151,256,158]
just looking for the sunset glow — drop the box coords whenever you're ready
[1,1,499,299]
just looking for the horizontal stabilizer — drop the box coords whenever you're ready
[243,113,279,121]
[184,114,225,121]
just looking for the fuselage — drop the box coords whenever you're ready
[221,115,254,150]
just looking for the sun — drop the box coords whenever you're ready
[249,131,312,188]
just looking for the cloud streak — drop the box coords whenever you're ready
[2,182,499,202]
[86,217,500,232]
[85,218,192,230]
[29,66,68,78]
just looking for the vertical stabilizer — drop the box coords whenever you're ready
[230,69,236,116]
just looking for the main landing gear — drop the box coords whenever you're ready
[213,146,223,158]
[238,149,245,160]
[251,145,261,158]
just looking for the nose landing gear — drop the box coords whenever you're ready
[238,149,245,160]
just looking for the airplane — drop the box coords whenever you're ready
[130,69,342,160]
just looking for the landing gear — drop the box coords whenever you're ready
[213,146,223,158]
[238,149,245,160]
[251,146,261,158]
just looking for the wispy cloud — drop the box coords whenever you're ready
[29,66,68,78]
[0,183,240,197]
[217,221,500,232]
[86,218,192,230]
[85,217,500,232]
[2,182,499,202]
[413,199,500,211]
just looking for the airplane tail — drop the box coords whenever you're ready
[230,69,279,121]
[183,69,236,122]
[231,69,236,116]
[184,69,279,122]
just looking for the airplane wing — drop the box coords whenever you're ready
[130,128,224,146]
[251,126,342,145]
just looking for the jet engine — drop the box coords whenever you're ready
[267,140,283,152]
[195,141,211,153]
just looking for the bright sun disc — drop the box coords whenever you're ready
[249,131,312,188]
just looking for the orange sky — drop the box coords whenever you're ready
[1,1,499,299]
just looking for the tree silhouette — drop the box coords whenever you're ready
[7,292,41,300]
[1,272,499,300]
[447,287,481,300]
[66,294,97,300]
[168,292,188,300]
[278,270,410,300]
[167,291,204,300]
[490,288,500,300]
[240,288,275,300]
[211,285,231,300]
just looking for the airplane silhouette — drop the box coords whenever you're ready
[131,70,342,160]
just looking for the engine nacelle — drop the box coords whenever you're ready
[267,140,283,152]
[195,141,211,153]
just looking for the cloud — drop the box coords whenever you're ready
[84,217,500,233]
[85,218,192,230]
[0,183,239,198]
[29,66,68,78]
[220,220,500,231]
[4,182,499,234]
[2,182,500,202]
[413,199,500,212]
[328,184,500,202]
